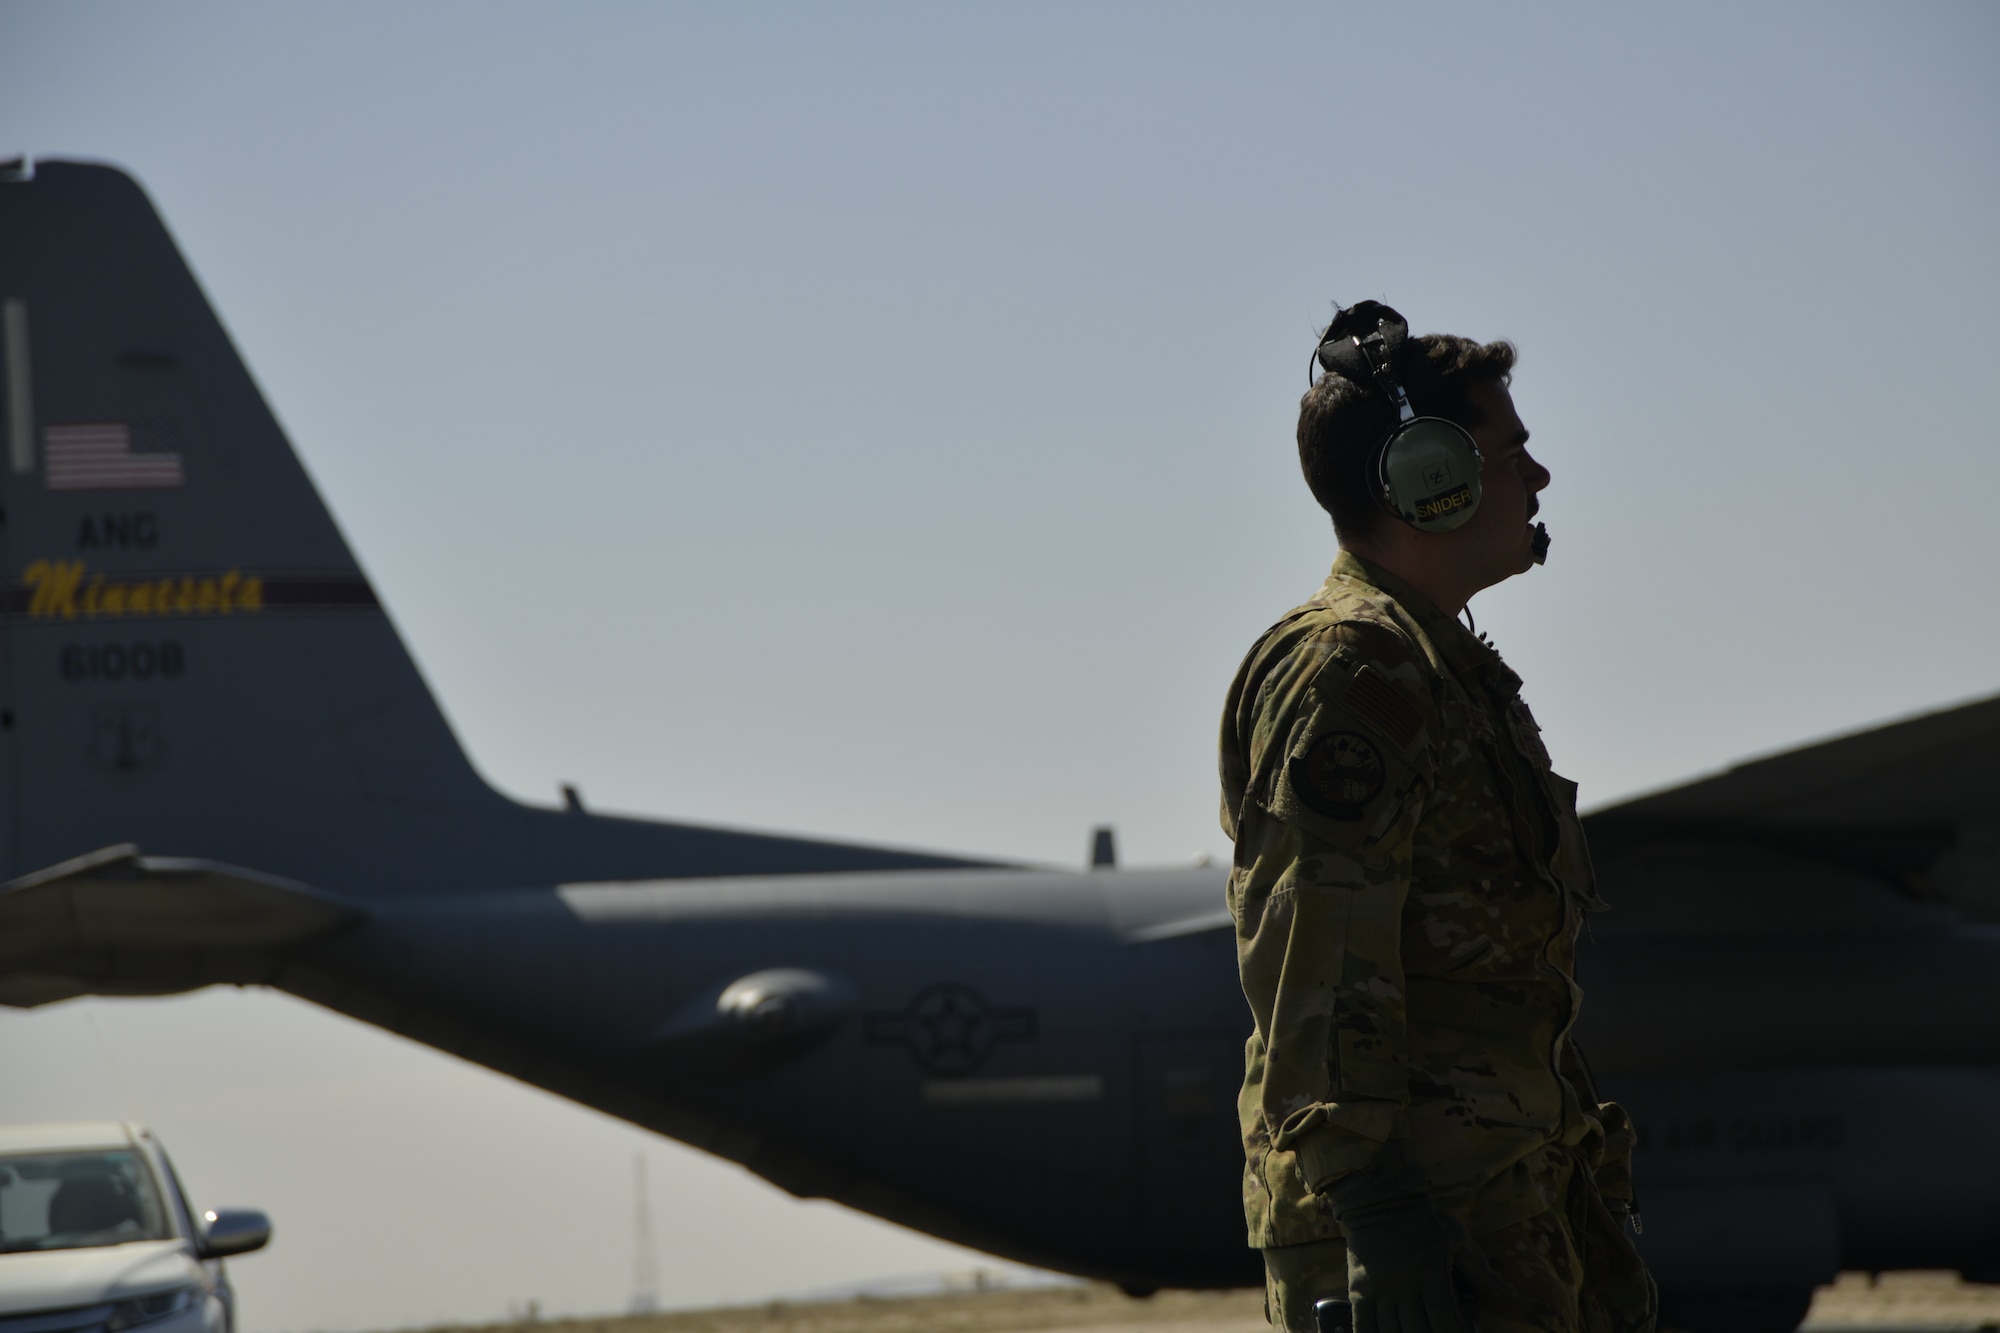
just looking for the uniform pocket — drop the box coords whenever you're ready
[1549,774,1606,910]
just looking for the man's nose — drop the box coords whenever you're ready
[1522,450,1551,492]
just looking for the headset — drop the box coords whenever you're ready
[1312,300,1548,563]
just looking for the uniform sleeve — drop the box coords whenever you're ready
[1230,621,1438,1195]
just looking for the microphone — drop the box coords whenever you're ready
[1530,523,1551,565]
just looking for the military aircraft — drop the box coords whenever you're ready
[1,160,1994,1333]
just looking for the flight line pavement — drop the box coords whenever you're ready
[390,1271,2000,1333]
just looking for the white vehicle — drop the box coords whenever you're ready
[0,1123,269,1333]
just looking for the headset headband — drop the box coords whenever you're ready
[1312,300,1411,407]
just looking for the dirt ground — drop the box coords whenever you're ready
[403,1270,2000,1333]
[436,1284,1267,1333]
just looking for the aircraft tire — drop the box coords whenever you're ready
[1658,1287,1816,1333]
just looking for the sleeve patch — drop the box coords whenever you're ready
[1288,731,1387,819]
[1345,665,1422,753]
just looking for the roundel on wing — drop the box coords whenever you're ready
[1290,730,1386,818]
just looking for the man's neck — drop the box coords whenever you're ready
[1338,533,1478,618]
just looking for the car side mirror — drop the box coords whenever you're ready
[198,1208,271,1258]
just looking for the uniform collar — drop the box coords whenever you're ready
[1324,548,1523,700]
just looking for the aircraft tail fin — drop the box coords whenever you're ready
[0,160,991,903]
[0,159,521,891]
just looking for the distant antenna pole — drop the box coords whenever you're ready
[630,1154,659,1315]
[1090,825,1117,870]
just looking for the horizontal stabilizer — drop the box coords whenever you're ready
[0,843,360,1007]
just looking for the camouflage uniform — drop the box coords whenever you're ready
[1220,551,1653,1333]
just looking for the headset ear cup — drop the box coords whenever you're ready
[1379,419,1483,532]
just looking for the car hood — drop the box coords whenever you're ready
[0,1241,198,1314]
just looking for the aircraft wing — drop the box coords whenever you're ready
[1582,692,2000,923]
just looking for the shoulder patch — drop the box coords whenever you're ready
[1344,664,1423,753]
[1288,731,1387,819]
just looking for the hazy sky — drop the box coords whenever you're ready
[1,3,1995,1330]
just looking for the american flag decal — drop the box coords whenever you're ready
[44,422,185,491]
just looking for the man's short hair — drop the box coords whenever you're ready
[1297,333,1517,540]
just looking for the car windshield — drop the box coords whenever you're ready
[0,1150,172,1253]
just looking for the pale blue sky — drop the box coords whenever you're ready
[1,3,1995,1329]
